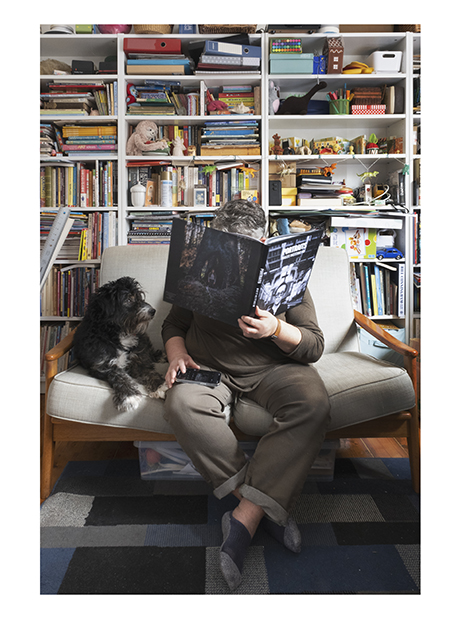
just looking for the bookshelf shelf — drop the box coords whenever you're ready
[39,26,421,343]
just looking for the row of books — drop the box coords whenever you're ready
[40,81,118,116]
[40,321,76,378]
[40,160,118,208]
[349,261,405,318]
[200,120,260,156]
[127,161,260,208]
[40,211,117,261]
[40,265,100,318]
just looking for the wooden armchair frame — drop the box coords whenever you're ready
[42,310,420,501]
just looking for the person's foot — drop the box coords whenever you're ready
[219,511,252,591]
[261,516,302,553]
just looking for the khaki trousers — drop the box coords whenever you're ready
[163,363,331,525]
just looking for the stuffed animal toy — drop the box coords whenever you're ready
[126,83,138,108]
[276,81,327,115]
[126,120,168,156]
[269,80,280,115]
[207,100,229,112]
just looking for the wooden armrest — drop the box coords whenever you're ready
[45,328,77,362]
[354,310,418,358]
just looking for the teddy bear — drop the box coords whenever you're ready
[126,120,168,156]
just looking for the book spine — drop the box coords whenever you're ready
[398,263,405,318]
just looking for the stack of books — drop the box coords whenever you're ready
[218,85,257,114]
[200,120,260,156]
[40,81,117,116]
[126,81,199,116]
[127,215,174,245]
[296,170,344,207]
[195,40,261,74]
[59,124,118,156]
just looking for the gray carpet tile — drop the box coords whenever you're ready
[41,525,148,548]
[40,493,94,527]
[292,494,385,523]
[205,546,270,594]
[396,544,420,589]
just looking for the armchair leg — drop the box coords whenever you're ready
[41,412,55,502]
[407,407,420,493]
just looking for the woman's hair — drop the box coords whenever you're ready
[210,199,266,240]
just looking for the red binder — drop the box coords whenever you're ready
[123,38,181,54]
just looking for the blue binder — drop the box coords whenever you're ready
[204,40,261,58]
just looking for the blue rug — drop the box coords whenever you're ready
[40,457,420,594]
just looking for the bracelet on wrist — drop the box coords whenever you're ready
[270,317,282,340]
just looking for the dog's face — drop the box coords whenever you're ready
[89,276,155,335]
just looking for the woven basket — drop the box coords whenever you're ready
[395,24,421,32]
[198,24,257,34]
[133,24,173,34]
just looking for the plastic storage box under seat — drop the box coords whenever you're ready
[135,440,340,482]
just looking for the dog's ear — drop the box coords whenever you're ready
[87,280,120,319]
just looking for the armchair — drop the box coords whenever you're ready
[42,245,419,501]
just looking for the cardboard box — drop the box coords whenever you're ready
[340,25,396,32]
[269,160,296,173]
[269,173,296,188]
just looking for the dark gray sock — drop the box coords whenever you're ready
[261,516,302,553]
[219,511,252,591]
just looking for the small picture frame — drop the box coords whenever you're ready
[194,187,207,207]
[145,180,155,206]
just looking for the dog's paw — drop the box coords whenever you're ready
[148,383,168,400]
[116,393,143,412]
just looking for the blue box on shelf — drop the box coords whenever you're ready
[313,55,327,74]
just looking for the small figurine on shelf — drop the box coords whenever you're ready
[295,144,311,155]
[321,163,337,177]
[357,170,379,183]
[126,120,168,156]
[231,102,253,114]
[366,133,379,154]
[171,137,186,156]
[271,133,283,155]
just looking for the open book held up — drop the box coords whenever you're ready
[163,218,323,326]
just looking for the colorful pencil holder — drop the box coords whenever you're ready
[329,99,350,115]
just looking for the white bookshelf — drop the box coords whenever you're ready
[40,26,420,342]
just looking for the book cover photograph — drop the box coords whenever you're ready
[164,218,323,325]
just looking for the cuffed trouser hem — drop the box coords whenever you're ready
[239,484,289,526]
[213,462,249,500]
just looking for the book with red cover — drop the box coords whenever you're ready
[123,37,181,55]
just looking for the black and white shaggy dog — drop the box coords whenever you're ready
[73,276,168,412]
